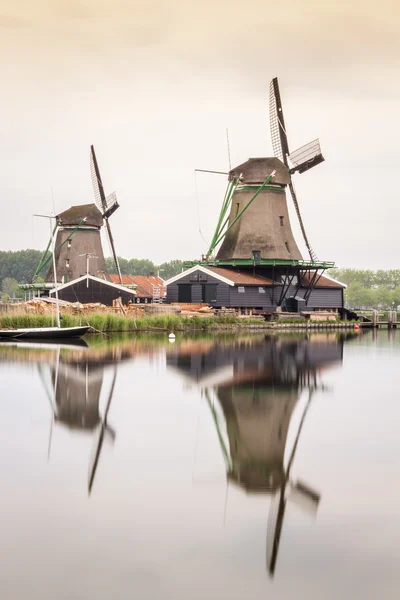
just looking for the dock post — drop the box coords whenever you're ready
[372,309,378,328]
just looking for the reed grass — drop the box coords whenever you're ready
[0,312,257,332]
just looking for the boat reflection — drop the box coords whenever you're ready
[167,333,352,576]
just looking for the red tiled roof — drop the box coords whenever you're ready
[302,273,345,288]
[206,267,277,286]
[109,274,166,298]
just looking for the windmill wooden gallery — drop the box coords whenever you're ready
[21,78,345,318]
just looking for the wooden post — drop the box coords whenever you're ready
[372,309,378,328]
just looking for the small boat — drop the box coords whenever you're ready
[0,326,90,340]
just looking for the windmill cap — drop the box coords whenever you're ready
[57,203,103,227]
[229,157,290,186]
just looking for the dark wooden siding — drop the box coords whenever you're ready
[229,286,275,309]
[54,278,135,306]
[166,269,344,310]
[284,285,343,309]
[306,288,343,308]
[166,271,230,305]
[166,285,179,303]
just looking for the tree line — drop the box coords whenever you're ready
[1,249,400,309]
[331,268,400,309]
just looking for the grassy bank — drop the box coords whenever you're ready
[0,312,262,332]
[0,312,362,333]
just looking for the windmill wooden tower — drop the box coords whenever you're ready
[35,146,123,285]
[180,77,337,310]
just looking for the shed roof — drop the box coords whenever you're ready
[57,204,103,228]
[165,265,279,287]
[206,267,276,286]
[49,274,137,296]
[303,272,346,288]
[109,274,165,298]
[229,157,290,186]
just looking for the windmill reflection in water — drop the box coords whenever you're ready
[168,335,345,577]
[37,343,117,495]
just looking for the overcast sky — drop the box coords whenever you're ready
[0,0,399,268]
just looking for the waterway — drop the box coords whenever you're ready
[1,330,399,599]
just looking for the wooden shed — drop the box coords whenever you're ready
[165,265,345,312]
[49,274,137,306]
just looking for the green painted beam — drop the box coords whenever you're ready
[183,258,335,269]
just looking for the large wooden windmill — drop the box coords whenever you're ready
[34,146,123,285]
[208,77,325,265]
[176,77,339,312]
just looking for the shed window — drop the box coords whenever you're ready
[67,240,72,248]
[258,287,266,294]
[238,286,245,293]
[189,273,199,282]
[66,259,70,268]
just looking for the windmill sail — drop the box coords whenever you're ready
[266,487,287,576]
[288,181,318,262]
[88,367,118,495]
[289,139,324,174]
[104,221,123,283]
[269,78,319,262]
[269,77,290,164]
[90,147,105,213]
[90,145,123,283]
[266,389,320,576]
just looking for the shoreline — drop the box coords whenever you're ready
[0,312,367,333]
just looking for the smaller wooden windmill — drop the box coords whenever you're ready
[36,146,123,285]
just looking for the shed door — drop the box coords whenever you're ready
[202,284,217,303]
[178,284,192,302]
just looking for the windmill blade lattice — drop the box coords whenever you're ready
[289,139,324,174]
[288,181,318,262]
[269,78,289,164]
[269,78,319,262]
[90,149,104,213]
[103,221,123,282]
[90,145,123,283]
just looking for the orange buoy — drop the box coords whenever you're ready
[354,324,360,331]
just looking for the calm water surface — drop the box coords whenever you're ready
[1,330,399,599]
